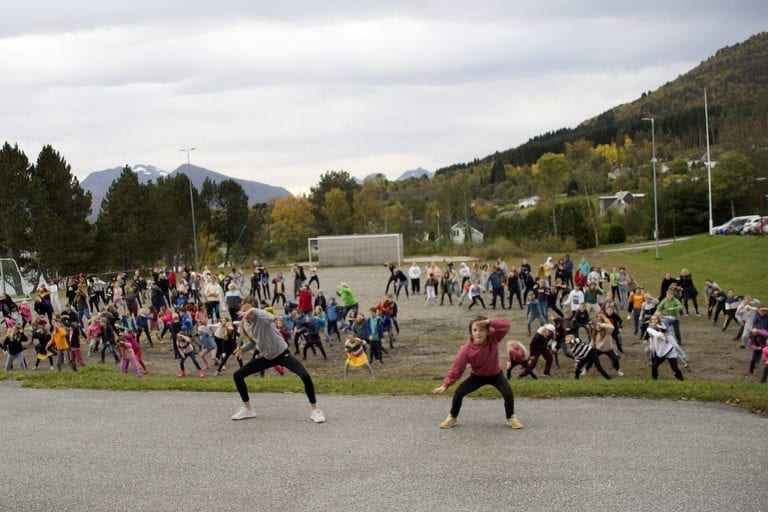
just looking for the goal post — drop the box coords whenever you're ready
[0,258,30,301]
[308,234,403,267]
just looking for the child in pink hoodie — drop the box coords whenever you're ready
[432,316,523,430]
[116,331,143,377]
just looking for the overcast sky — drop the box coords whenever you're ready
[2,1,767,194]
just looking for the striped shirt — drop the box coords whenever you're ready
[569,337,592,361]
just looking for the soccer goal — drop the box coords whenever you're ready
[308,234,403,267]
[0,258,30,300]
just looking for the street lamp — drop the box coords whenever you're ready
[642,117,661,259]
[180,147,199,271]
[757,177,767,236]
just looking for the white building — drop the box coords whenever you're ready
[445,221,484,244]
[518,195,540,208]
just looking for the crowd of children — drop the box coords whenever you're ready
[3,256,767,432]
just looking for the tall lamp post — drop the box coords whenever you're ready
[180,147,199,271]
[642,117,661,259]
[757,177,767,236]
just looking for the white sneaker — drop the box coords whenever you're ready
[231,407,256,420]
[617,370,625,377]
[310,409,326,423]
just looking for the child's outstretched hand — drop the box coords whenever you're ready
[432,385,447,394]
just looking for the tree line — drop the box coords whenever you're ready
[2,136,764,282]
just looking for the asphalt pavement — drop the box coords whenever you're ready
[2,381,765,511]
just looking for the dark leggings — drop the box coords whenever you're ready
[218,348,243,373]
[450,372,515,419]
[303,340,327,360]
[651,355,683,380]
[136,326,152,346]
[508,288,523,309]
[234,350,316,404]
[683,297,699,315]
[576,351,611,380]
[507,361,537,380]
[722,310,737,330]
[594,349,621,371]
[523,349,552,377]
[468,296,486,310]
[327,320,341,343]
[35,356,54,368]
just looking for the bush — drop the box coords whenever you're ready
[469,237,527,260]
[520,235,565,254]
[599,224,626,244]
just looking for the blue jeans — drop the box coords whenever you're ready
[78,308,91,330]
[101,342,119,363]
[5,352,26,371]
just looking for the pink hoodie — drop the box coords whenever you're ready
[442,318,510,388]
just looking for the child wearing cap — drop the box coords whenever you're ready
[433,316,523,430]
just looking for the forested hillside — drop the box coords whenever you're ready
[438,32,768,172]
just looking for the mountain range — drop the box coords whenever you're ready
[82,163,293,218]
[81,164,434,217]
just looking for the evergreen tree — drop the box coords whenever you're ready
[28,145,92,279]
[153,173,206,267]
[95,166,158,269]
[210,179,249,266]
[0,143,32,259]
[489,159,506,184]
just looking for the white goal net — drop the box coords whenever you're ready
[308,234,403,267]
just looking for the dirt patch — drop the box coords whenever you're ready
[42,264,761,383]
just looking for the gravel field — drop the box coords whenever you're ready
[114,262,760,383]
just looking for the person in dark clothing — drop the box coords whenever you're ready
[485,267,505,310]
[506,269,523,310]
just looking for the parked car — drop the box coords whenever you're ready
[729,215,760,234]
[712,215,759,235]
[742,216,768,234]
[712,221,731,235]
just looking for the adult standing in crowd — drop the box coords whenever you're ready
[336,282,358,320]
[204,275,222,323]
[408,262,421,295]
[678,269,700,316]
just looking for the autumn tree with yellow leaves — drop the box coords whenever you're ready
[270,195,316,254]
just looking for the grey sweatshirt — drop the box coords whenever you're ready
[240,307,288,360]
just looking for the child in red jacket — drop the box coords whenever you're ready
[432,316,523,430]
